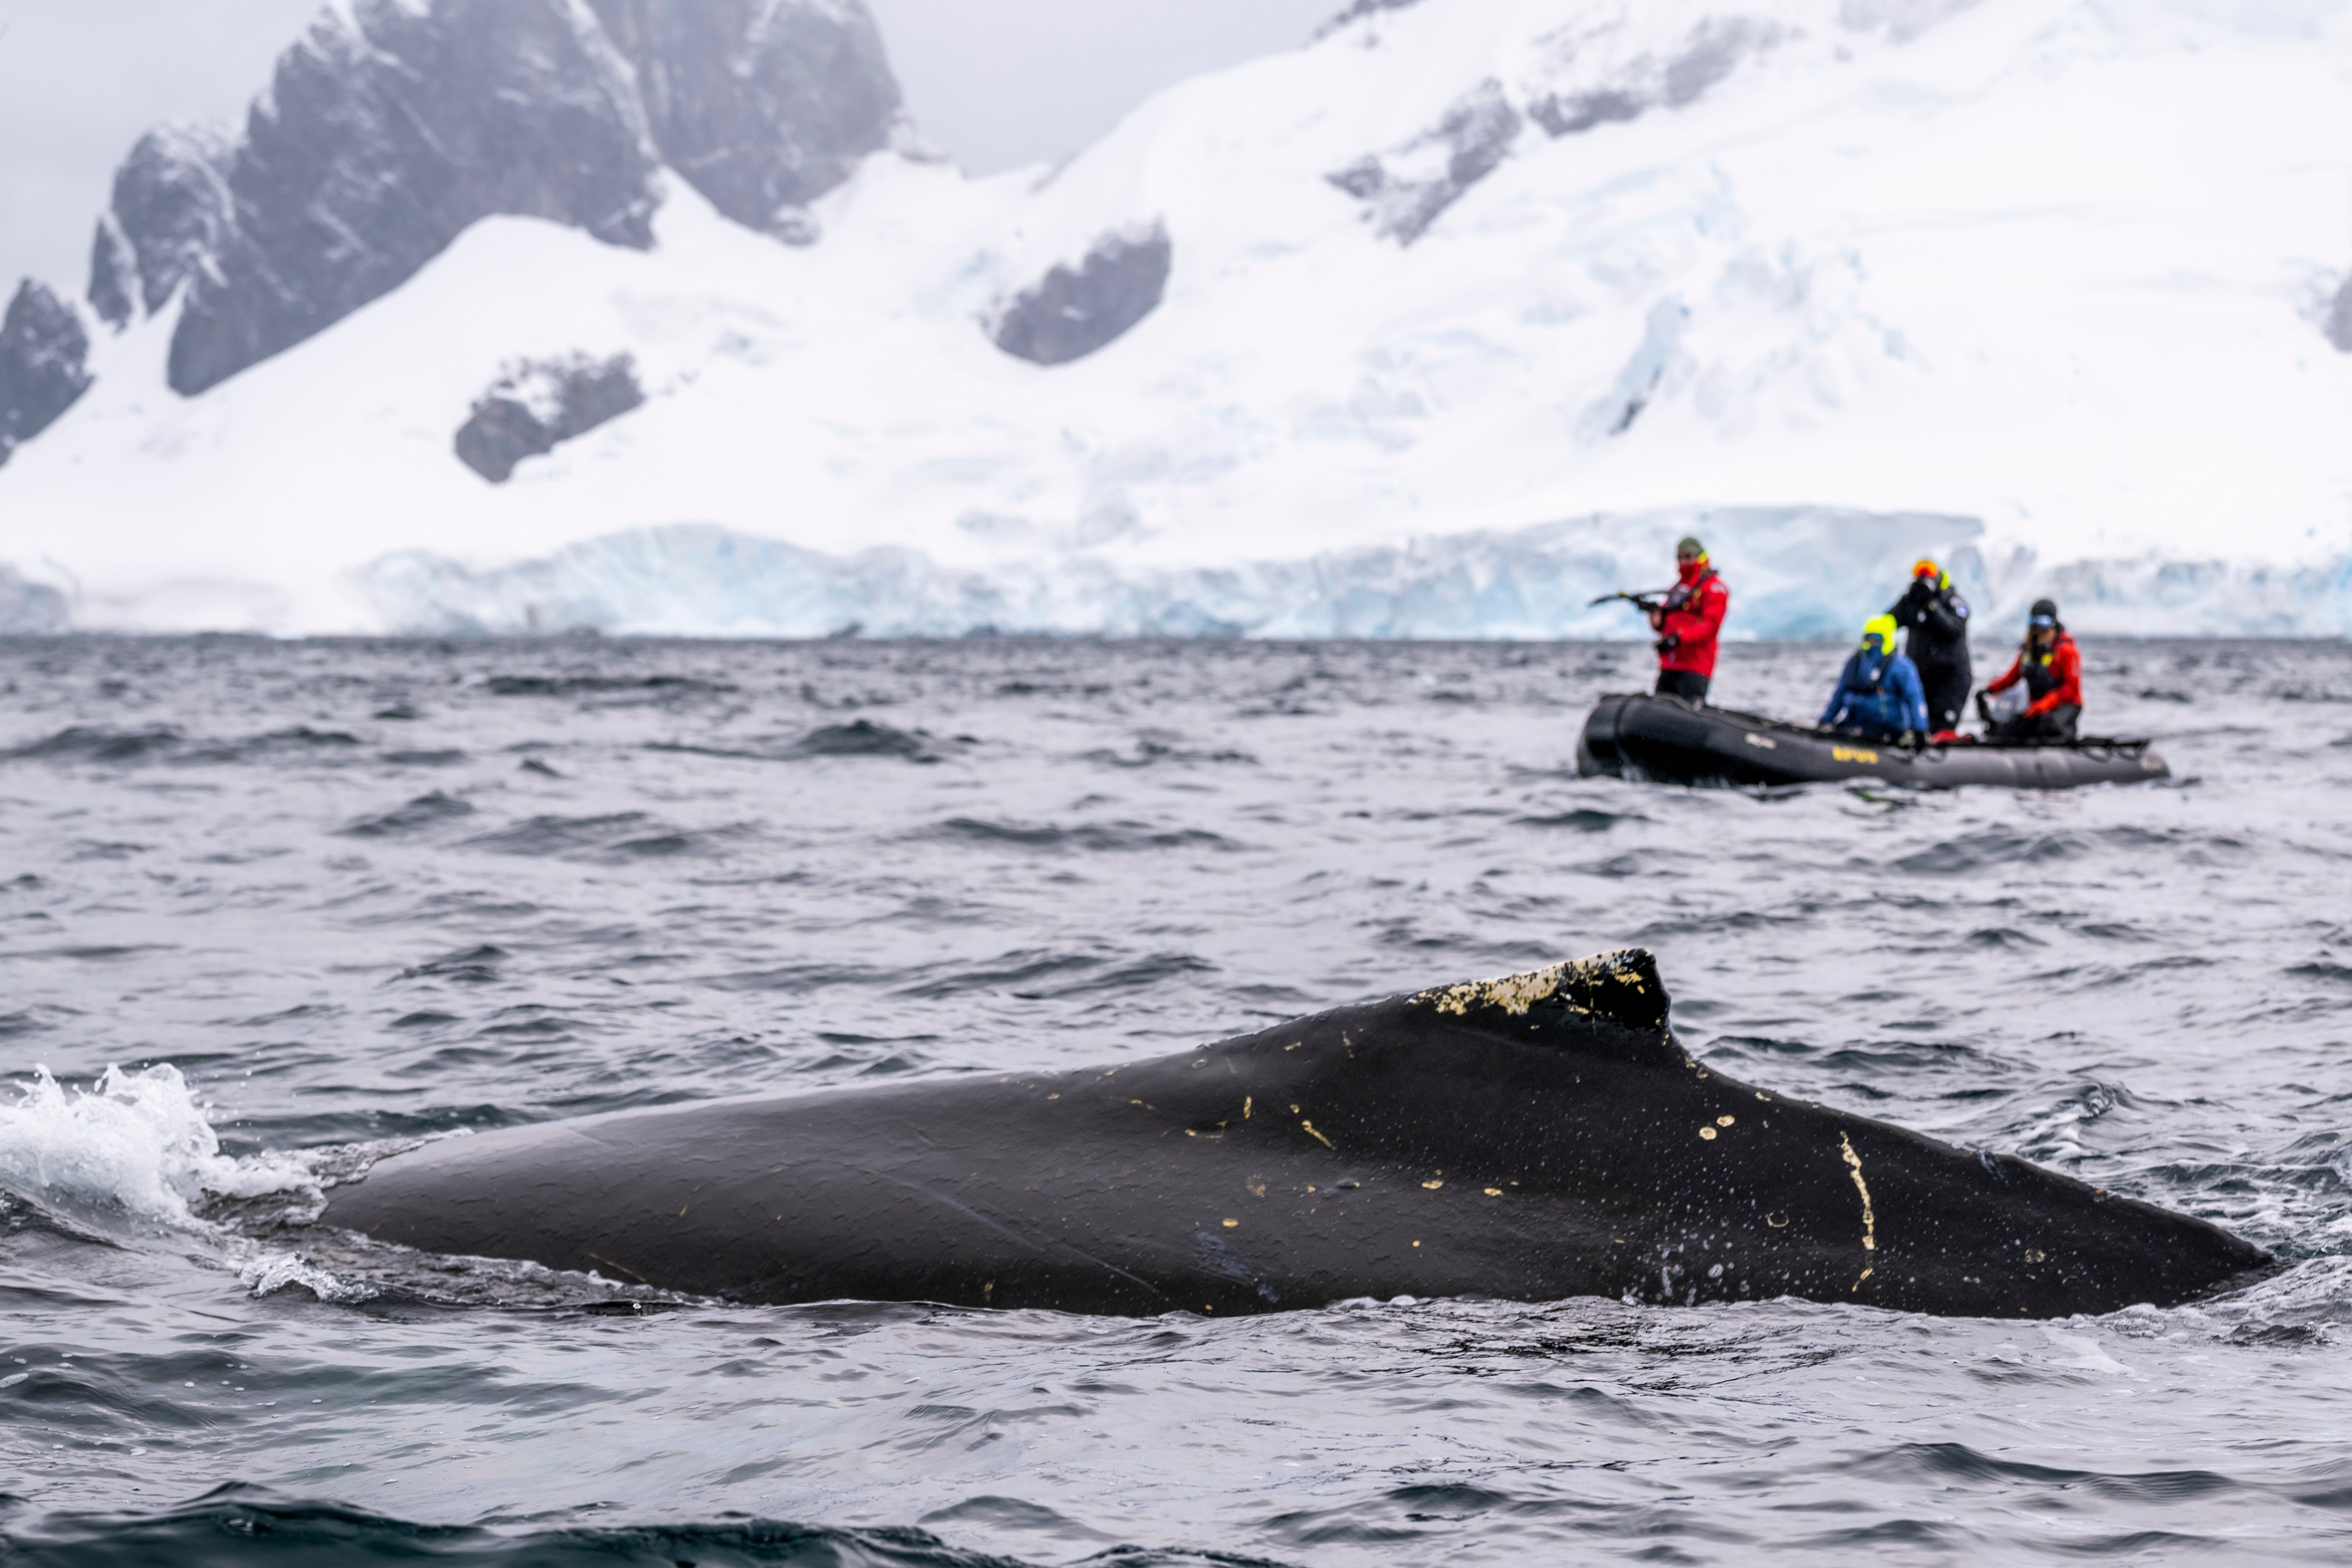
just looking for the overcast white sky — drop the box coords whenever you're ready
[0,0,1337,298]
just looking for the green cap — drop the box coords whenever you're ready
[1675,536,1705,556]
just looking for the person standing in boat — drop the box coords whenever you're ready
[1979,599,2082,742]
[1819,615,1929,743]
[1650,536,1729,703]
[1887,559,1971,741]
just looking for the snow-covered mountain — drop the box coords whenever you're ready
[3,0,2350,637]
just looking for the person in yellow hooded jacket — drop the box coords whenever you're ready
[1819,615,1930,742]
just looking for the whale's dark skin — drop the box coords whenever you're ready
[325,951,2274,1317]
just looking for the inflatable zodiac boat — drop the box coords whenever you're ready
[1576,694,2169,790]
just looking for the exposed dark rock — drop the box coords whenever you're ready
[455,354,645,483]
[1663,18,1762,104]
[585,0,902,237]
[992,227,1173,366]
[1317,0,1427,35]
[0,281,95,468]
[88,1,908,396]
[1527,90,1644,138]
[86,127,238,328]
[0,565,71,633]
[170,0,663,397]
[2329,275,2352,353]
[1528,18,1783,141]
[1327,80,1522,245]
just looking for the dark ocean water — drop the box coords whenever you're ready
[1,635,2348,1566]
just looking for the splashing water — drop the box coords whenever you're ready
[236,1250,378,1303]
[0,1064,316,1227]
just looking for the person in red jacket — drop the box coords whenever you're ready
[1979,598,2082,742]
[1649,536,1730,703]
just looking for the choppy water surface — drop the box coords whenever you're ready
[1,636,2349,1566]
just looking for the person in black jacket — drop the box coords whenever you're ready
[1888,560,1972,739]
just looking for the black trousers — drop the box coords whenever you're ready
[1655,669,1710,703]
[1991,703,2079,743]
[1918,664,1971,732]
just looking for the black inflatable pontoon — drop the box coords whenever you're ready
[1576,693,2169,790]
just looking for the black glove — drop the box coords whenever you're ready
[1654,634,1680,655]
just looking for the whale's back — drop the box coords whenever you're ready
[323,951,2274,1316]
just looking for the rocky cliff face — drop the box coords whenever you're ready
[586,0,904,240]
[455,353,646,482]
[1319,0,1427,35]
[0,281,94,468]
[1328,80,1523,245]
[993,228,1174,366]
[86,0,903,400]
[1325,16,1792,248]
[87,126,240,329]
[1525,16,1783,137]
[112,0,663,398]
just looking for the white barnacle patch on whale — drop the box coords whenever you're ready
[1414,948,1671,1033]
[1423,967,1577,1017]
[1840,1132,1878,1288]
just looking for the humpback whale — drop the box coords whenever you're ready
[324,951,2271,1317]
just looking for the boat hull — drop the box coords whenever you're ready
[1575,694,2169,790]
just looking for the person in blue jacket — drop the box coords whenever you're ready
[1819,614,1929,743]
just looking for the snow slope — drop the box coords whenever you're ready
[5,0,2352,636]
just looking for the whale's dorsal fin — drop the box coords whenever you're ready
[1416,949,1669,1030]
[1412,949,1684,1066]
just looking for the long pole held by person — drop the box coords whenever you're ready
[1593,537,1730,705]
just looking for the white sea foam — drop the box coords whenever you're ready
[0,1065,317,1229]
[237,1250,377,1304]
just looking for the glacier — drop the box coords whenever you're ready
[357,509,1985,638]
[2,0,2350,638]
[354,515,2352,640]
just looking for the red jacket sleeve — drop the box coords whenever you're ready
[2025,639,2082,715]
[1664,579,1728,645]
